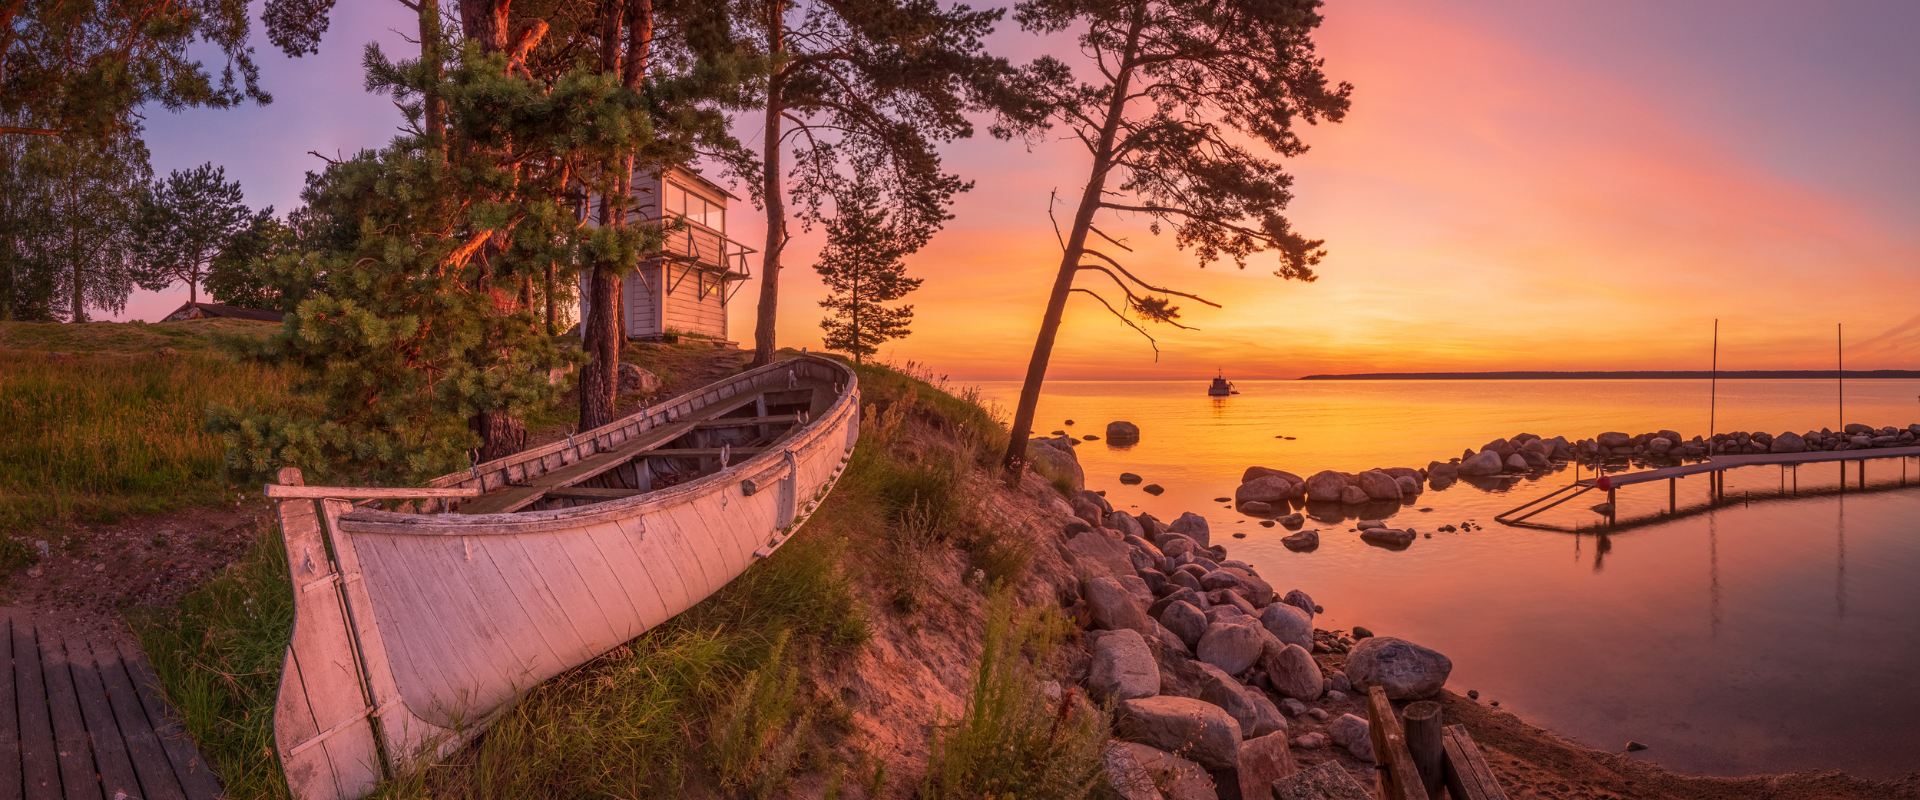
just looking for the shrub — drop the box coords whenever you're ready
[922,587,1109,800]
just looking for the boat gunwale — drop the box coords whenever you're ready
[335,355,858,536]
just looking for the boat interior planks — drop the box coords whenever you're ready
[267,356,861,800]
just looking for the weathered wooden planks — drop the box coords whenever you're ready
[40,628,102,800]
[1367,686,1430,800]
[0,619,222,800]
[1441,724,1510,800]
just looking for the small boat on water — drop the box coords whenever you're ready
[265,355,859,800]
[1208,372,1236,397]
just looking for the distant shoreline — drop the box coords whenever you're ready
[1296,369,1920,380]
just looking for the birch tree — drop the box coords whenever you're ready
[999,0,1351,483]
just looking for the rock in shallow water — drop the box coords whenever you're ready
[1281,529,1319,551]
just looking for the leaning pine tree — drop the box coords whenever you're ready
[999,0,1352,484]
[815,189,923,364]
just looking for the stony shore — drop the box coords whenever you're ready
[1020,420,1920,797]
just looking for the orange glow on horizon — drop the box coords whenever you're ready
[721,2,1920,381]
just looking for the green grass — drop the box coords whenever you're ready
[133,519,295,799]
[0,327,296,531]
[922,586,1110,800]
[137,354,1045,799]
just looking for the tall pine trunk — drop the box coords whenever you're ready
[1001,12,1146,486]
[579,0,653,430]
[750,4,785,368]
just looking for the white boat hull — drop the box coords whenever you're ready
[266,356,859,799]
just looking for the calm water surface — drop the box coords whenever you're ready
[974,379,1920,779]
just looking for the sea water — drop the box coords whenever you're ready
[973,379,1920,779]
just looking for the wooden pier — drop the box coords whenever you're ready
[2,616,222,800]
[1497,445,1920,529]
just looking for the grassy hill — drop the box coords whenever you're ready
[0,319,292,532]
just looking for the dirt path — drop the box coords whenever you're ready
[0,503,269,645]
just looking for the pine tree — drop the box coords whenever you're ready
[814,189,921,364]
[210,16,667,482]
[135,163,258,305]
[2,1,271,141]
[998,0,1352,484]
[708,0,1039,368]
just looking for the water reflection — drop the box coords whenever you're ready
[981,378,1920,778]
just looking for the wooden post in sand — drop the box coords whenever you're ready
[1403,701,1445,799]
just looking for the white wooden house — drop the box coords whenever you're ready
[582,166,754,343]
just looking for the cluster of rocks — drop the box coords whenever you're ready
[1053,494,1453,798]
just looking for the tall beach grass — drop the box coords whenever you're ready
[0,340,295,531]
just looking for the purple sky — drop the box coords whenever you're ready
[125,1,1920,378]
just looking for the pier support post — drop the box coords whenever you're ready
[1403,701,1445,799]
[1669,478,1676,513]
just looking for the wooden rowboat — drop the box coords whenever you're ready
[265,355,859,800]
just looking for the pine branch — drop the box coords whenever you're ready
[1071,288,1159,360]
[1078,248,1220,308]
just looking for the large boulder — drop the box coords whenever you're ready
[1355,470,1402,501]
[1237,732,1299,800]
[1281,589,1315,618]
[1197,666,1286,738]
[1086,577,1153,635]
[1067,529,1137,581]
[1395,475,1421,496]
[1115,697,1242,771]
[1168,513,1211,548]
[1078,489,1114,515]
[1195,621,1265,675]
[1328,713,1374,761]
[1089,629,1161,702]
[1305,470,1350,502]
[1236,475,1296,505]
[1647,437,1673,457]
[1259,601,1313,651]
[1771,431,1807,453]
[1346,636,1452,700]
[1028,436,1086,490]
[1281,529,1319,551]
[1261,641,1323,701]
[1107,421,1142,443]
[616,363,660,395]
[1099,742,1166,800]
[1338,486,1370,505]
[1458,449,1505,477]
[1360,527,1416,549]
[1159,601,1208,651]
[1597,431,1632,448]
[1109,510,1146,539]
[1224,567,1273,607]
[1504,454,1529,472]
[1110,742,1212,800]
[1426,460,1458,484]
[1242,466,1304,486]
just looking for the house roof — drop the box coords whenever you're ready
[161,302,285,323]
[663,164,741,202]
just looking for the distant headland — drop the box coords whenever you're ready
[1297,369,1920,380]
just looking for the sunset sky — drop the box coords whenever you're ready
[126,0,1920,380]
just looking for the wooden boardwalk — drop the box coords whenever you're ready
[2,617,222,800]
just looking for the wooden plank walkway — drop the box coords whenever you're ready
[2,617,221,800]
